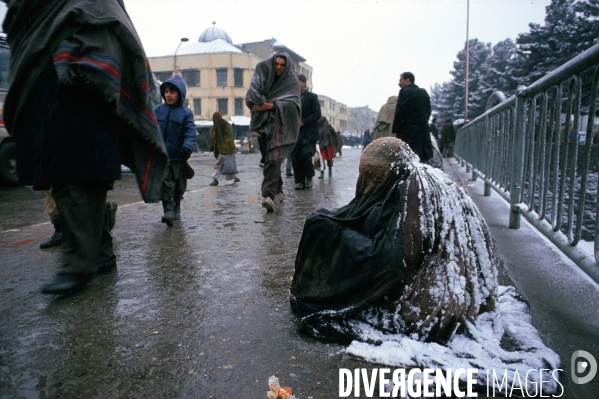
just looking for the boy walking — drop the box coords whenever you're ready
[154,75,197,226]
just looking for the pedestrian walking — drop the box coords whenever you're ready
[373,95,398,140]
[291,74,321,190]
[4,0,169,295]
[245,52,301,212]
[361,129,372,151]
[392,72,433,163]
[317,117,337,178]
[336,130,343,156]
[154,75,197,226]
[440,117,457,157]
[209,111,240,186]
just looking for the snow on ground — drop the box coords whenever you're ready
[344,286,561,395]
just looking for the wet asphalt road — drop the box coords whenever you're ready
[1,149,373,399]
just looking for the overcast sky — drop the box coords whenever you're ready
[2,0,552,111]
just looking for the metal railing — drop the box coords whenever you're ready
[454,43,599,284]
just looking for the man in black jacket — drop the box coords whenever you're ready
[392,72,433,164]
[291,74,322,190]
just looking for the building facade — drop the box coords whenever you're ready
[147,23,314,121]
[318,94,376,135]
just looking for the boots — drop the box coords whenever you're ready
[174,202,181,220]
[161,200,175,227]
[318,170,324,179]
[329,165,333,177]
[40,228,63,249]
[305,176,313,189]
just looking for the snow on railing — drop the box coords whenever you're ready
[454,43,599,284]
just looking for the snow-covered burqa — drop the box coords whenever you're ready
[291,137,498,343]
[290,137,560,394]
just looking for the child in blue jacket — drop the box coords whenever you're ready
[154,75,197,226]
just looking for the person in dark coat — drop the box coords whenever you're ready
[5,0,169,295]
[392,72,433,163]
[292,74,322,190]
[154,75,197,226]
[440,117,457,157]
[361,129,372,151]
[317,117,338,178]
[336,130,343,156]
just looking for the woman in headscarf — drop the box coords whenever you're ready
[209,112,240,186]
[290,137,498,344]
[317,116,338,178]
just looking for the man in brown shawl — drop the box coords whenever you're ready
[291,137,498,344]
[246,52,301,212]
[3,0,169,294]
[373,95,398,140]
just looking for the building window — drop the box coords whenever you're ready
[234,68,243,87]
[217,69,228,87]
[217,98,228,115]
[182,69,200,87]
[154,71,172,82]
[234,98,244,116]
[319,100,324,107]
[193,99,201,116]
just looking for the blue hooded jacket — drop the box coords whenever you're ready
[154,75,197,161]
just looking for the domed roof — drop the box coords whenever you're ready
[198,22,232,45]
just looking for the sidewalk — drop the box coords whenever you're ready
[443,157,599,399]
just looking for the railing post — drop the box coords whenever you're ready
[509,86,528,229]
[484,183,491,196]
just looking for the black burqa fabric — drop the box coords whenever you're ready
[290,167,410,341]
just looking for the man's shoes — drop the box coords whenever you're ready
[106,202,118,231]
[262,197,275,212]
[305,177,313,189]
[286,172,293,177]
[161,215,174,227]
[161,201,175,227]
[95,254,117,274]
[318,171,324,179]
[41,272,91,295]
[209,179,219,186]
[295,183,305,190]
[40,230,62,249]
[174,203,181,219]
[234,177,240,183]
[275,191,285,203]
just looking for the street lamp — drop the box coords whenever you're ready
[173,37,189,76]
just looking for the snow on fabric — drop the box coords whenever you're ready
[290,137,561,394]
[345,286,561,395]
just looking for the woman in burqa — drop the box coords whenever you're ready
[209,112,239,186]
[290,137,498,344]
